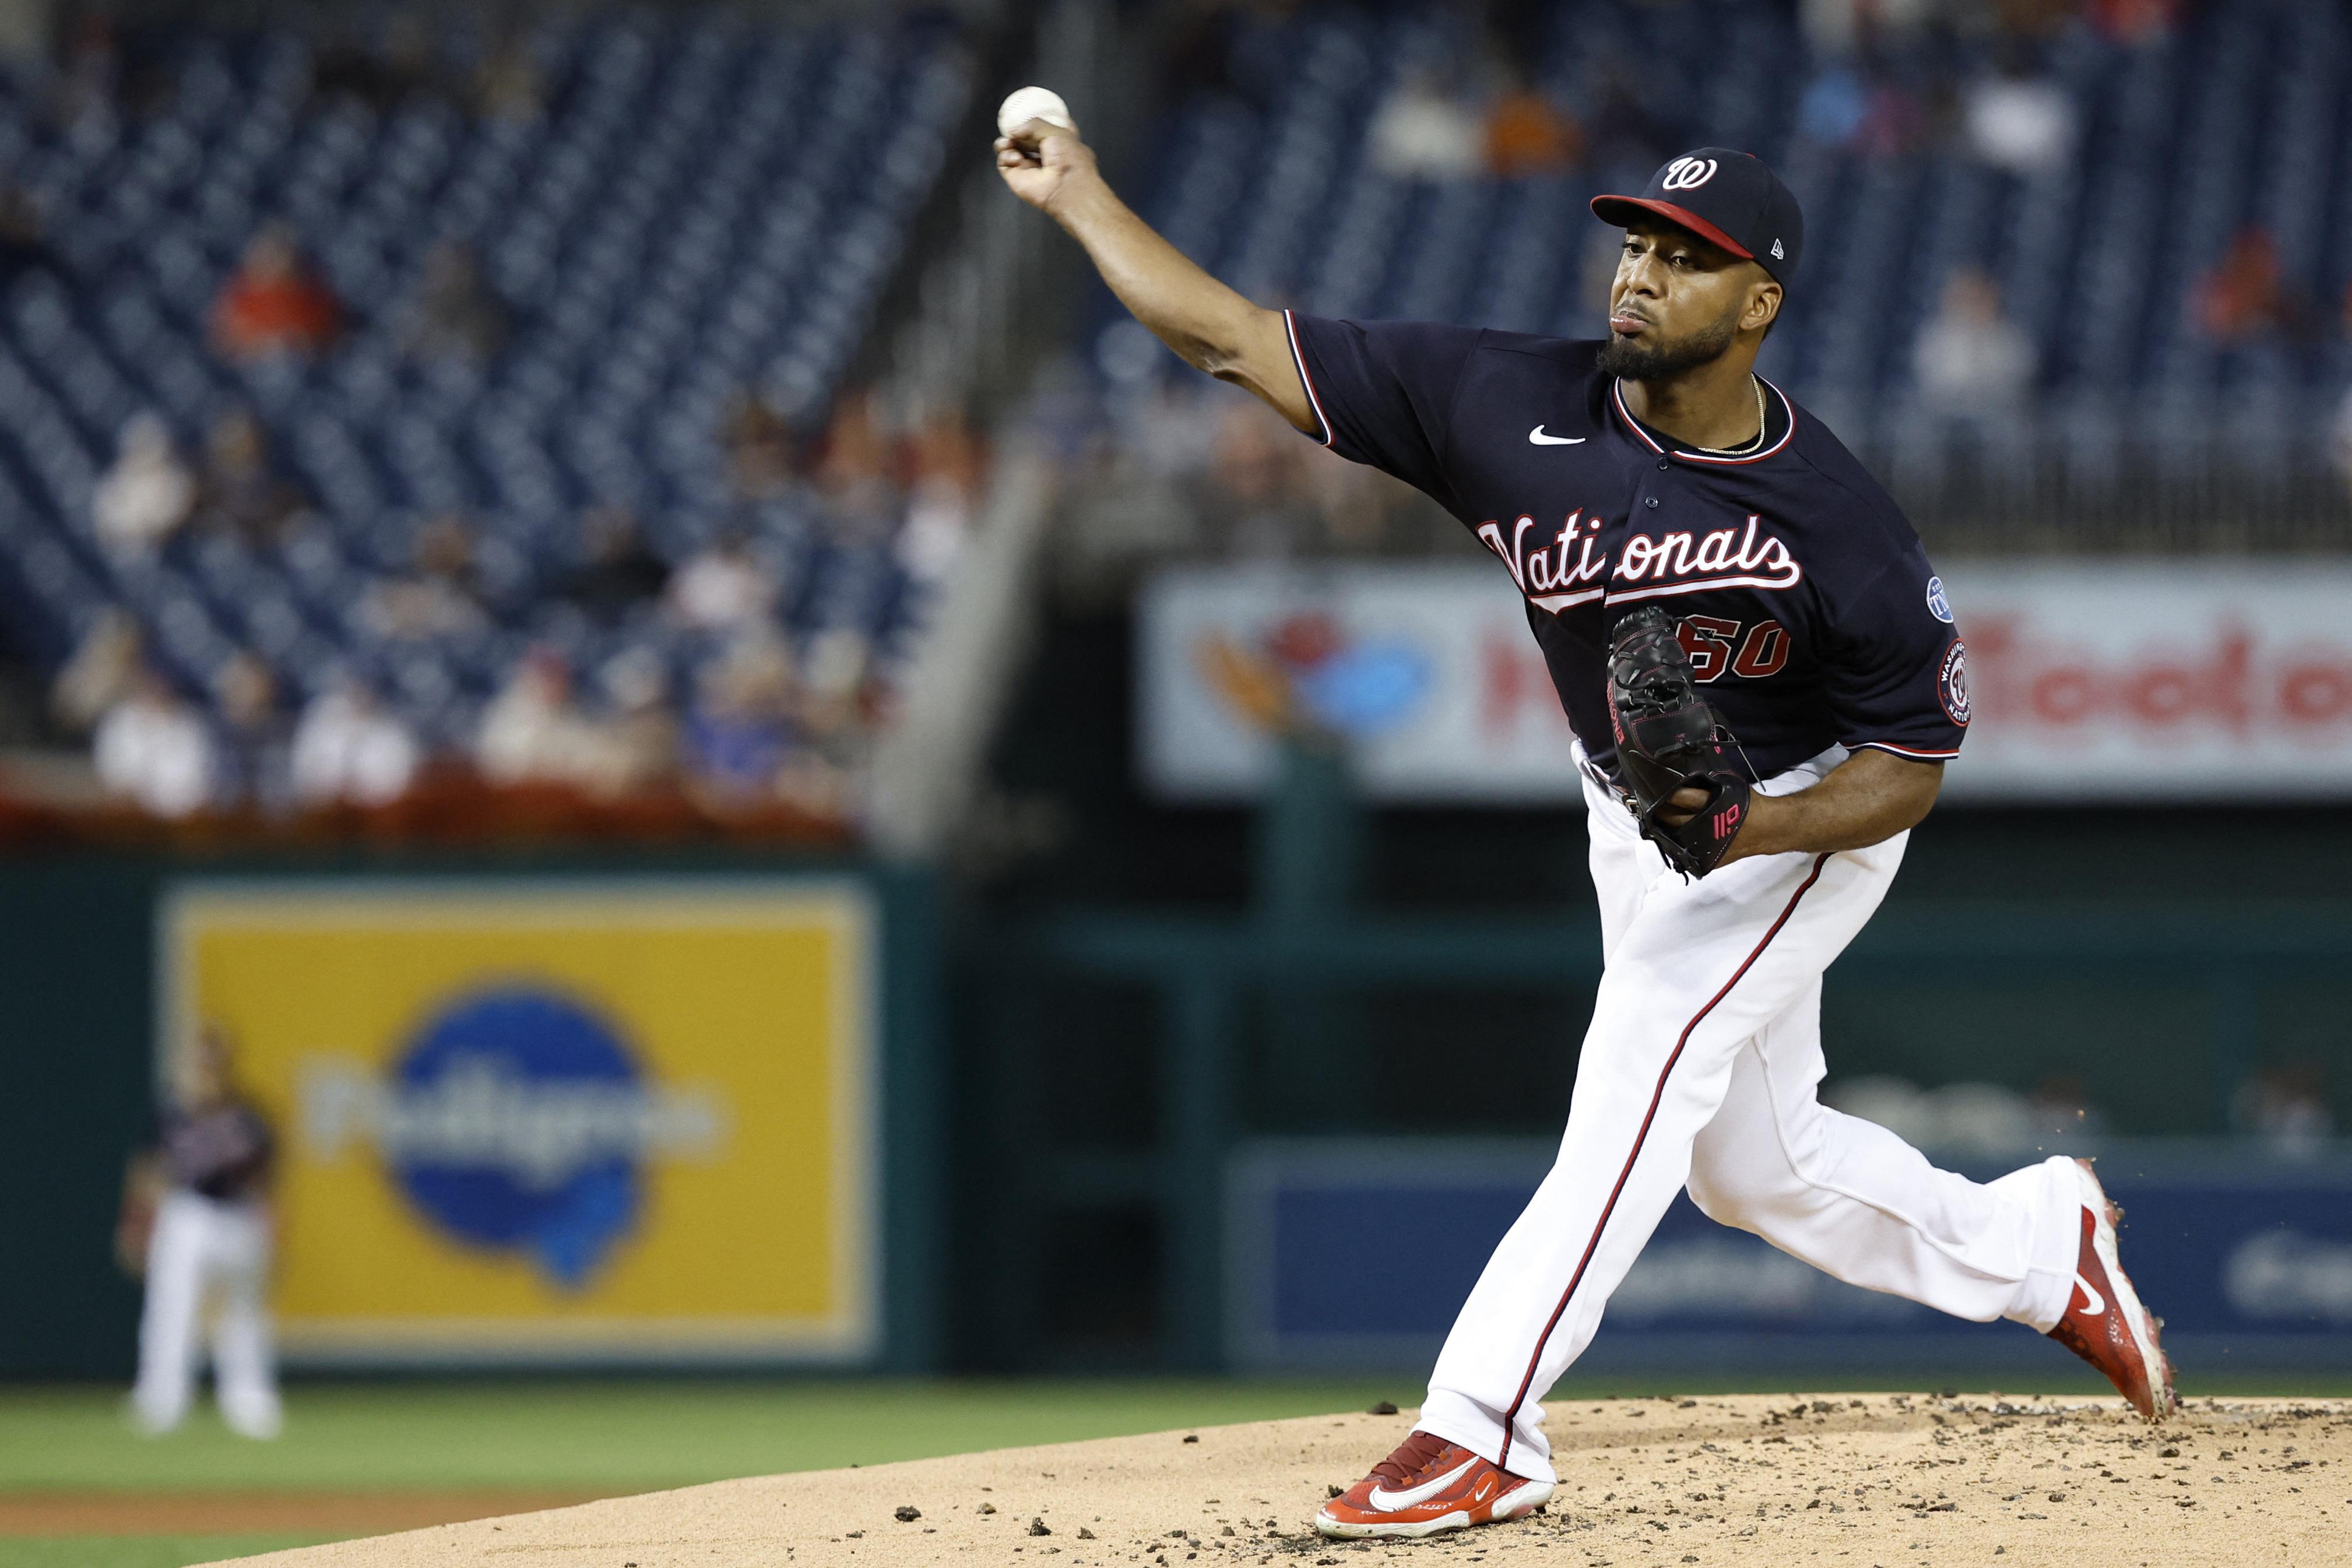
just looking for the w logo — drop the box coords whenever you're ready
[1661,157,1718,192]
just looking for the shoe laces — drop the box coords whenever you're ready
[1370,1429,1460,1488]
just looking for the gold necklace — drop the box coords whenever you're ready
[1692,377,1769,456]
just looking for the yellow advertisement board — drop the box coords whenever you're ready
[159,878,877,1364]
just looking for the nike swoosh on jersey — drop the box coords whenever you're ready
[2073,1275,2105,1317]
[1528,426,1585,445]
[1367,1456,1479,1511]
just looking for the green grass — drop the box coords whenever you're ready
[10,1369,2349,1495]
[0,1378,1405,1494]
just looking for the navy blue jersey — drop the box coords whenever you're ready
[150,1099,274,1203]
[1283,312,1969,783]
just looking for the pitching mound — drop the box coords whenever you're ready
[201,1393,2349,1568]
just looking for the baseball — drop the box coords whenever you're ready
[997,85,1074,136]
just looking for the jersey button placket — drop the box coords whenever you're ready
[1644,497,1659,508]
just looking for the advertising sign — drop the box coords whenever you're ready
[1138,563,1582,803]
[160,878,877,1365]
[1139,560,2352,804]
[1228,1139,2352,1372]
[1935,560,2352,801]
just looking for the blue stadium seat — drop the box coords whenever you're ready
[1108,0,2346,506]
[0,13,961,720]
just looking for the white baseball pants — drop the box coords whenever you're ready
[131,1190,282,1439]
[1417,747,2082,1485]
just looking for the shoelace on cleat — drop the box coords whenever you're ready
[1369,1431,1461,1489]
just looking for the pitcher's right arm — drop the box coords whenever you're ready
[996,117,1315,435]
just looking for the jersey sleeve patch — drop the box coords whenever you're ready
[1936,638,1971,725]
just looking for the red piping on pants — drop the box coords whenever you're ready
[1494,854,1832,1473]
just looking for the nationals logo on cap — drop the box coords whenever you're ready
[1592,147,1805,287]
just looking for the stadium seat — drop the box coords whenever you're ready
[0,13,964,729]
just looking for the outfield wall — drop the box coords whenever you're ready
[0,853,943,1380]
[1225,1138,2352,1375]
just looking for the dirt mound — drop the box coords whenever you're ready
[198,1393,2352,1568]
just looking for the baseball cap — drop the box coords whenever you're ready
[1591,149,1803,287]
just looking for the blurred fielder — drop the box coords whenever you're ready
[120,1023,282,1439]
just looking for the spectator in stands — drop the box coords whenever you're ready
[1483,75,1581,179]
[476,647,671,798]
[777,627,872,822]
[473,27,545,124]
[92,413,195,561]
[896,410,984,585]
[2086,0,2180,48]
[1207,399,1314,557]
[192,409,307,547]
[1582,65,1668,173]
[683,634,794,810]
[310,12,442,112]
[210,226,341,365]
[477,649,597,789]
[2194,227,2316,344]
[560,505,670,626]
[1799,65,1929,160]
[1798,66,1869,149]
[666,531,777,632]
[289,674,419,808]
[814,392,898,543]
[0,180,62,281]
[46,13,120,153]
[94,666,216,818]
[1914,268,2036,414]
[51,609,143,737]
[211,651,290,814]
[1799,0,1941,59]
[1367,66,1483,181]
[896,480,969,583]
[726,395,797,502]
[361,516,490,641]
[585,648,679,799]
[1300,440,1402,554]
[1962,62,2075,178]
[1158,0,1263,106]
[400,240,507,367]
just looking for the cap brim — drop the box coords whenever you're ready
[1590,195,1753,261]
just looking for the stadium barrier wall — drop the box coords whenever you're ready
[969,884,2352,1372]
[1225,1137,2352,1376]
[0,853,943,1380]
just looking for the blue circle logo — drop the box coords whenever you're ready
[1925,576,1954,624]
[388,989,651,1288]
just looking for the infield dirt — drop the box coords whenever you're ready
[200,1393,2350,1568]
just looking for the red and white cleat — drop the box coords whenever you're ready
[2047,1156,2177,1422]
[1314,1430,1554,1540]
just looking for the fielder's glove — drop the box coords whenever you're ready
[1606,606,1754,877]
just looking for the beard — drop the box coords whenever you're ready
[1595,306,1740,381]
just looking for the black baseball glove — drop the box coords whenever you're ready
[1606,606,1754,877]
